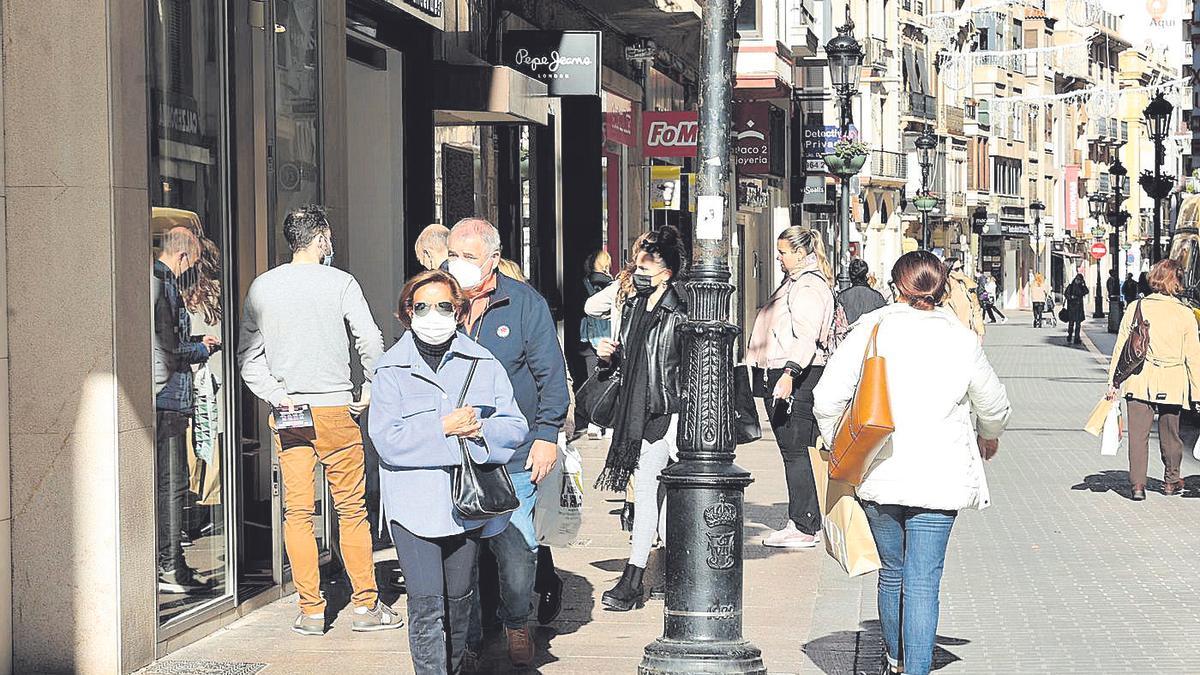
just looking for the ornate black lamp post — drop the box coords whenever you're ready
[1030,199,1046,278]
[1088,192,1107,319]
[915,129,938,250]
[640,1,764,672]
[1142,91,1175,263]
[1107,157,1129,333]
[825,20,864,290]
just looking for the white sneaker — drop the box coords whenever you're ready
[762,522,819,549]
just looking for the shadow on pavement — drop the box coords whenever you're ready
[802,620,967,673]
[475,567,596,674]
[1071,470,1200,499]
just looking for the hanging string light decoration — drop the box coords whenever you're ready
[1065,0,1103,27]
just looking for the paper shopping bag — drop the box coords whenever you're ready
[809,444,855,516]
[1100,402,1123,457]
[1085,397,1114,437]
[823,494,882,577]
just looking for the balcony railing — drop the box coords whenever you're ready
[865,36,891,70]
[871,150,908,181]
[903,92,937,120]
[900,0,926,14]
[941,105,964,136]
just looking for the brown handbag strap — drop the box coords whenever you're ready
[863,322,881,361]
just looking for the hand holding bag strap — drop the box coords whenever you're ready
[451,358,520,519]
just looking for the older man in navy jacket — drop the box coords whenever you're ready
[446,218,569,667]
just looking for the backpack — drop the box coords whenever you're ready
[803,271,849,358]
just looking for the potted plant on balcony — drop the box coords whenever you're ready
[824,135,869,175]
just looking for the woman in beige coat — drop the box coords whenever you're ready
[1107,259,1200,500]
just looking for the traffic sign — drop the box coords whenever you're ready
[1090,242,1108,260]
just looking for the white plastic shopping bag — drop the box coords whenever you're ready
[535,436,585,547]
[1192,432,1200,461]
[1100,401,1122,456]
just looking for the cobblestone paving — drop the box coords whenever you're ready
[150,314,1200,674]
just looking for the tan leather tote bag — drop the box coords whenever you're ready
[830,322,894,485]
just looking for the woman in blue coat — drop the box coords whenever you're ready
[369,270,528,675]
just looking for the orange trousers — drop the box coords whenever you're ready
[275,405,377,614]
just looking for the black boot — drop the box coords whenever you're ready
[446,591,473,674]
[620,501,635,532]
[601,563,645,612]
[406,595,449,675]
[535,546,563,625]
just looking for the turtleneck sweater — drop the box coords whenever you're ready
[413,334,452,372]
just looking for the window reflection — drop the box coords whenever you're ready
[148,0,229,624]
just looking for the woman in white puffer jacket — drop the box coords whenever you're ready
[813,251,1011,675]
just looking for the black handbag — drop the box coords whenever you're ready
[576,365,622,428]
[733,365,762,444]
[451,360,520,520]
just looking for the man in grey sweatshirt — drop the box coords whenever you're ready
[238,205,400,636]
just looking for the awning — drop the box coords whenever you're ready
[432,64,548,126]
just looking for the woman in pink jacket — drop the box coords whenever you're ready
[746,227,835,549]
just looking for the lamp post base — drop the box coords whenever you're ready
[640,638,766,675]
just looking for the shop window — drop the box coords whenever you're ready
[147,0,230,625]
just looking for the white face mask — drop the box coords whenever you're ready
[448,257,485,289]
[410,313,458,345]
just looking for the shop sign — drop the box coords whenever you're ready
[1001,221,1030,237]
[802,123,860,174]
[650,165,682,210]
[643,111,699,158]
[502,31,600,97]
[1065,165,1080,232]
[152,89,202,146]
[802,174,828,205]
[603,91,637,147]
[734,102,771,175]
[737,178,769,212]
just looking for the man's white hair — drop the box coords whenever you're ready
[415,223,450,252]
[450,217,502,255]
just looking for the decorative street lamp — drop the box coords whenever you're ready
[1141,91,1174,263]
[1088,192,1108,318]
[824,19,864,290]
[1030,198,1046,280]
[916,130,938,250]
[639,1,764,672]
[1107,157,1129,333]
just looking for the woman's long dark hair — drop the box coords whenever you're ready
[640,225,688,281]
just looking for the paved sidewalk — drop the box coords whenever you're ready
[145,314,1200,674]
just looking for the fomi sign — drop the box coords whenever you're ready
[642,111,698,158]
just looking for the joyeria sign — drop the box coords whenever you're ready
[643,111,699,158]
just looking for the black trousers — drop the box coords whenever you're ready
[575,343,600,430]
[764,366,823,535]
[156,410,191,570]
[1032,302,1045,327]
[391,522,480,675]
[1067,320,1082,342]
[982,302,1006,322]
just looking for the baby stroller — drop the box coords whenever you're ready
[1042,292,1060,328]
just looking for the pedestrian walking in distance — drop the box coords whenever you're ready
[746,227,836,549]
[814,251,1011,675]
[838,258,887,325]
[1107,259,1200,501]
[1122,273,1139,306]
[1064,273,1089,345]
[980,274,1007,324]
[1030,273,1049,328]
[579,249,614,440]
[593,226,688,611]
[446,217,569,668]
[237,205,401,636]
[369,270,528,674]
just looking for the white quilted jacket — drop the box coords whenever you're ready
[813,303,1012,511]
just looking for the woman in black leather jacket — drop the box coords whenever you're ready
[593,226,688,612]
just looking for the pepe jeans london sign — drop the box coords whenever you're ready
[503,31,601,97]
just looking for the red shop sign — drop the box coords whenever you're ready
[733,102,770,175]
[642,111,699,158]
[604,110,637,147]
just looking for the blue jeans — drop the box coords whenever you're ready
[862,502,957,675]
[468,470,538,643]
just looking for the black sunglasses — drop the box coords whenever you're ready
[412,301,456,318]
